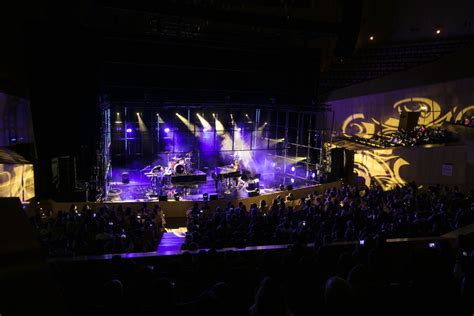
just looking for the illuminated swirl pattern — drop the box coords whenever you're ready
[341,97,473,137]
[341,113,376,138]
[0,164,35,201]
[340,97,473,190]
[354,150,409,190]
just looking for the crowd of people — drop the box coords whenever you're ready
[53,234,473,316]
[30,203,166,256]
[385,125,453,146]
[351,125,454,148]
[24,182,474,315]
[182,182,474,250]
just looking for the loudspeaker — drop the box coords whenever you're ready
[159,195,168,201]
[330,148,345,179]
[330,148,354,180]
[121,172,129,184]
[210,194,218,200]
[51,156,76,192]
[398,111,420,132]
[344,149,354,178]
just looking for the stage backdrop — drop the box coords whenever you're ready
[0,148,35,202]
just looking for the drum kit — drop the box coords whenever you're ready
[144,152,193,193]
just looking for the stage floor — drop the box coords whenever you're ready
[108,169,317,202]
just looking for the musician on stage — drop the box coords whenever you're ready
[231,159,241,170]
[231,159,241,187]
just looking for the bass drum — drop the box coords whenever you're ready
[174,164,185,174]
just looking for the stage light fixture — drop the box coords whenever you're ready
[291,166,295,172]
[290,178,295,184]
[116,112,120,115]
[436,29,441,34]
[369,35,374,41]
[164,127,170,133]
[126,128,132,133]
[237,127,242,132]
[136,112,139,115]
[311,172,316,179]
[203,128,208,132]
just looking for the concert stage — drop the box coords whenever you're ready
[108,165,324,202]
[47,181,342,221]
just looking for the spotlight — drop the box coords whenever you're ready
[237,127,242,132]
[175,112,179,116]
[272,162,277,167]
[126,128,132,133]
[291,166,295,172]
[203,193,209,201]
[311,172,316,179]
[290,178,295,184]
[164,127,170,133]
[116,112,120,115]
[369,35,374,41]
[264,122,267,125]
[136,112,139,115]
[156,113,159,116]
[436,29,441,34]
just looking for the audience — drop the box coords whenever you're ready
[182,182,474,250]
[31,202,165,256]
[24,182,474,315]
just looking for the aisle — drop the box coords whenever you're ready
[156,227,187,255]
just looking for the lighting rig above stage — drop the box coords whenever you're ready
[98,102,334,202]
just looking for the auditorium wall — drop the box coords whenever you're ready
[327,77,474,190]
[353,144,470,190]
[328,77,474,139]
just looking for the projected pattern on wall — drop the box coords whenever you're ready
[340,97,474,189]
[342,97,474,137]
[0,164,35,202]
[354,149,409,190]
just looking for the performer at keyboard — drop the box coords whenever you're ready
[231,159,241,171]
[230,159,241,188]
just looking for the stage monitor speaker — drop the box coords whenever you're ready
[121,172,130,184]
[210,194,218,200]
[248,191,259,197]
[285,185,293,190]
[398,111,420,132]
[159,195,168,201]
